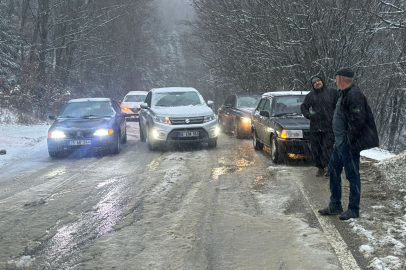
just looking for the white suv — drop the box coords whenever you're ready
[139,87,219,150]
[121,91,148,121]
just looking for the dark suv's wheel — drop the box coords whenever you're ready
[270,135,279,163]
[234,120,242,139]
[208,139,217,148]
[253,131,264,150]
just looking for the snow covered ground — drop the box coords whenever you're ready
[1,121,405,270]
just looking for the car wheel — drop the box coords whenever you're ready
[270,135,279,163]
[139,122,146,142]
[218,118,225,133]
[112,133,122,154]
[122,128,127,144]
[48,147,60,158]
[208,139,217,148]
[253,131,264,150]
[147,127,156,151]
[234,120,242,139]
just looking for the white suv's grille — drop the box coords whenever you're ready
[170,117,204,125]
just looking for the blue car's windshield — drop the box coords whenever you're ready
[59,101,113,118]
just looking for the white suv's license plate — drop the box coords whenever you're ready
[68,140,91,146]
[178,131,199,138]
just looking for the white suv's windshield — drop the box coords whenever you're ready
[152,92,204,107]
[59,101,113,118]
[123,94,147,102]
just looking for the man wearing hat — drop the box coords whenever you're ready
[301,75,339,177]
[318,68,379,220]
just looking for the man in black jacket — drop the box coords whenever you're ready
[318,68,379,220]
[301,75,339,177]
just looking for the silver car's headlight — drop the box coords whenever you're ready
[280,130,303,139]
[204,114,216,122]
[48,130,66,138]
[153,116,171,124]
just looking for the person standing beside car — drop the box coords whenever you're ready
[301,75,339,177]
[318,68,379,220]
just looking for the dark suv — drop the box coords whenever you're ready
[251,91,311,163]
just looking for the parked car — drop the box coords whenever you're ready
[251,91,311,163]
[47,98,127,157]
[139,87,219,150]
[218,93,262,138]
[121,91,148,121]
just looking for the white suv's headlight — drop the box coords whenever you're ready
[204,114,216,122]
[280,130,303,139]
[153,116,171,124]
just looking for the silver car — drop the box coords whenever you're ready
[121,91,148,121]
[139,87,219,150]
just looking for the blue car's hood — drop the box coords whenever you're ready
[50,117,111,131]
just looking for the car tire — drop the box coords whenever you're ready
[112,133,122,154]
[270,135,279,163]
[234,120,242,139]
[48,147,60,158]
[218,118,225,133]
[122,128,127,144]
[147,127,156,151]
[139,122,146,142]
[208,139,217,148]
[253,131,264,150]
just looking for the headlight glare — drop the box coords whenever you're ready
[241,117,251,123]
[48,130,66,138]
[94,129,113,136]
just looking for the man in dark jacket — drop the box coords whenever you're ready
[318,68,379,220]
[301,75,339,177]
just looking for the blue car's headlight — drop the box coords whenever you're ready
[48,130,66,138]
[94,129,114,136]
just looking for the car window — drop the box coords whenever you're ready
[112,101,121,113]
[263,99,271,111]
[152,91,204,107]
[237,96,261,108]
[123,94,147,102]
[145,92,152,107]
[274,96,305,115]
[59,101,113,118]
[256,99,267,112]
[224,96,233,106]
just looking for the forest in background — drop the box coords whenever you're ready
[0,0,405,153]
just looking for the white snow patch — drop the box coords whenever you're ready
[369,256,402,270]
[359,245,374,258]
[7,255,35,268]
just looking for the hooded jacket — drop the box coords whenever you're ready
[300,75,339,132]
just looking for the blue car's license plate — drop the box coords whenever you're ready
[178,131,199,138]
[68,140,91,146]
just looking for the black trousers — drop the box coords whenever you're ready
[310,131,335,169]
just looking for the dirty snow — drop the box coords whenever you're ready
[1,120,406,269]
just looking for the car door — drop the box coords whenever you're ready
[220,95,235,130]
[140,91,152,132]
[252,98,267,141]
[112,101,126,138]
[261,98,273,145]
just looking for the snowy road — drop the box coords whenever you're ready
[0,122,381,269]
